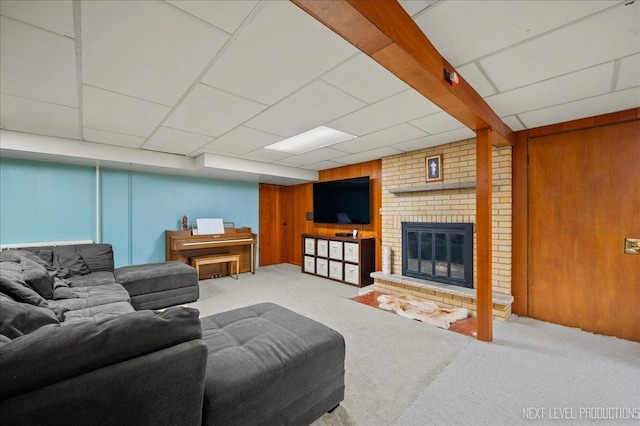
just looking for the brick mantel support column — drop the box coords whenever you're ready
[476,128,493,342]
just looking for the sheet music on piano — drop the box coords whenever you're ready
[195,218,225,235]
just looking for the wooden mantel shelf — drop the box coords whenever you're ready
[389,181,476,194]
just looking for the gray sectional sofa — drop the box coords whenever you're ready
[0,243,346,425]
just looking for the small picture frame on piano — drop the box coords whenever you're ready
[223,222,235,229]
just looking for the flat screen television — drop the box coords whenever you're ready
[313,176,371,225]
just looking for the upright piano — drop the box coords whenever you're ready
[165,227,257,277]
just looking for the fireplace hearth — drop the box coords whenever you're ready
[402,222,474,288]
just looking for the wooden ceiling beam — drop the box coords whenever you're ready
[292,0,514,147]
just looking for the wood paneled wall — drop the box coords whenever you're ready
[512,108,640,342]
[259,160,382,270]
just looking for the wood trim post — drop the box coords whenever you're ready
[476,128,493,342]
[511,131,529,315]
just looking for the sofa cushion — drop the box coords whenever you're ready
[73,244,114,272]
[65,271,117,288]
[52,283,130,311]
[200,303,346,425]
[62,301,135,324]
[24,248,54,266]
[52,278,79,300]
[114,261,197,296]
[0,306,202,400]
[0,249,52,269]
[0,261,48,307]
[0,294,59,339]
[53,246,91,278]
[20,257,54,299]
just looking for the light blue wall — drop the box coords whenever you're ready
[0,158,96,244]
[1,158,259,268]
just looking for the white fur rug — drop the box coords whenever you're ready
[377,294,470,329]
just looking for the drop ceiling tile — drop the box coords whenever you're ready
[398,0,438,17]
[203,126,282,155]
[83,127,145,149]
[410,111,465,135]
[1,94,79,139]
[0,17,77,107]
[331,124,427,153]
[166,0,258,34]
[329,89,441,136]
[456,63,496,97]
[302,160,344,171]
[518,87,640,128]
[201,1,357,105]
[331,147,404,165]
[0,0,74,37]
[616,54,640,91]
[239,148,292,163]
[501,116,526,131]
[144,127,213,155]
[275,147,349,167]
[83,86,170,138]
[164,84,266,137]
[245,80,365,137]
[486,62,615,117]
[481,3,640,91]
[322,53,409,103]
[82,1,228,106]
[392,128,475,152]
[414,0,616,66]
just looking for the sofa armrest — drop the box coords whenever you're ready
[0,306,202,400]
[0,340,208,426]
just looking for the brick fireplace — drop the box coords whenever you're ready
[374,138,514,320]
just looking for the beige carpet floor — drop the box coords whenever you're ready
[184,264,640,426]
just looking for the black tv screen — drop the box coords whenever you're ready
[313,176,371,225]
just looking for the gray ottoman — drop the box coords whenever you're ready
[114,261,198,310]
[200,303,345,426]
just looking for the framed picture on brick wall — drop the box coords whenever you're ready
[426,154,443,182]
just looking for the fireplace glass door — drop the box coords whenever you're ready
[402,222,473,288]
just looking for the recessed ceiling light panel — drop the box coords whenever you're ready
[265,126,356,154]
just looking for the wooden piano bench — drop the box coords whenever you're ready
[191,253,241,280]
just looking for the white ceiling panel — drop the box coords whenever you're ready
[481,3,639,91]
[0,17,77,107]
[302,160,343,171]
[329,89,441,136]
[501,116,526,132]
[331,124,427,154]
[487,62,615,117]
[203,126,282,155]
[392,128,476,152]
[410,111,465,135]
[0,0,74,37]
[166,0,259,34]
[275,147,349,167]
[518,87,640,128]
[239,148,292,163]
[456,63,497,98]
[322,53,409,104]
[1,94,79,139]
[144,127,213,155]
[83,127,146,149]
[83,86,170,137]
[245,81,365,137]
[414,0,616,67]
[201,1,357,105]
[164,84,266,137]
[616,54,640,91]
[82,1,228,106]
[398,0,438,18]
[331,147,404,165]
